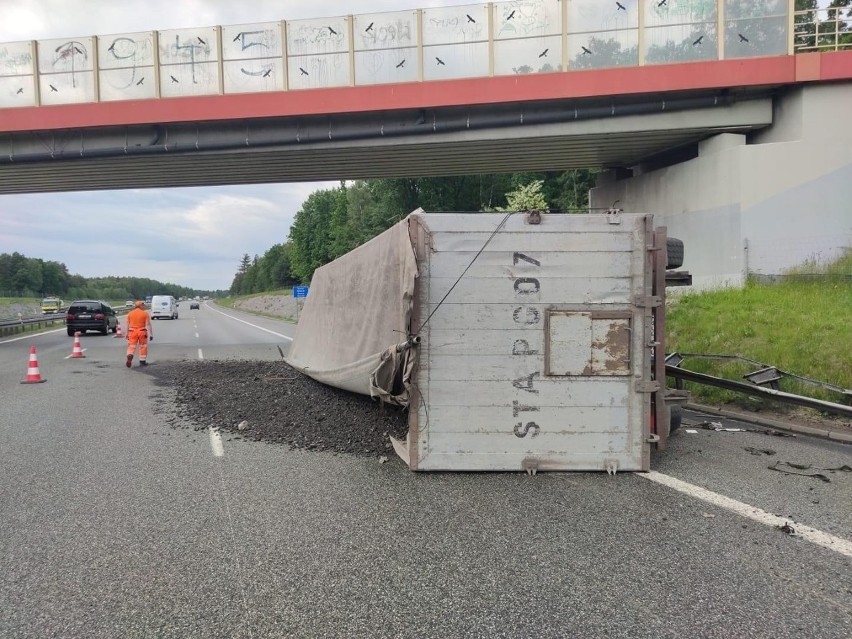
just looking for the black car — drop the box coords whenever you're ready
[65,300,118,336]
[190,301,200,310]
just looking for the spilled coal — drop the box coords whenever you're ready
[149,359,408,457]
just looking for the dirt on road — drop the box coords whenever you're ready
[150,359,408,458]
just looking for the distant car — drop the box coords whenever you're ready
[65,300,118,336]
[125,300,134,308]
[190,301,200,310]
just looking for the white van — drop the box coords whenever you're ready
[150,295,179,320]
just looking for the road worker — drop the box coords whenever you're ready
[125,300,153,367]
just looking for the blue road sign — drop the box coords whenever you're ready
[293,286,309,298]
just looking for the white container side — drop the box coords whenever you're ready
[408,212,652,472]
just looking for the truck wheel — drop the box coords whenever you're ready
[669,405,683,433]
[67,328,74,336]
[666,238,684,269]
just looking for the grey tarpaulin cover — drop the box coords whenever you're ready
[285,216,419,406]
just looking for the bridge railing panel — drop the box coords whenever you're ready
[493,0,563,75]
[158,27,221,98]
[422,4,490,81]
[97,32,157,102]
[0,41,36,108]
[723,0,789,59]
[353,11,419,86]
[286,16,351,90]
[566,0,639,70]
[222,22,286,94]
[37,37,96,105]
[642,0,718,65]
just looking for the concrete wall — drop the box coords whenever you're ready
[590,82,852,289]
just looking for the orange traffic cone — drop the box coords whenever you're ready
[114,323,123,339]
[70,332,85,358]
[21,345,46,384]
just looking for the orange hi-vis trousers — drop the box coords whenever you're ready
[126,328,149,361]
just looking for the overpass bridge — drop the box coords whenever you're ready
[0,0,850,286]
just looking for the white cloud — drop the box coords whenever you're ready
[0,182,338,289]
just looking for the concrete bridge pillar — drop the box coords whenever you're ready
[591,83,852,290]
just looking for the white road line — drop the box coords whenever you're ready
[641,471,852,558]
[205,304,293,341]
[198,348,204,360]
[209,427,224,457]
[0,328,65,345]
[64,349,87,359]
[195,332,199,338]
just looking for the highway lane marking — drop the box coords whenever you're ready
[0,328,65,344]
[195,332,199,338]
[198,348,204,360]
[209,427,224,457]
[641,471,852,558]
[205,304,293,341]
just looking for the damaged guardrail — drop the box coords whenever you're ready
[665,353,852,419]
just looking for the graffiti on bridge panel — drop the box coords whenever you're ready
[220,22,283,92]
[98,34,155,98]
[158,28,219,97]
[36,37,95,104]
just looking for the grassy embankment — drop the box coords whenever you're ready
[666,251,852,411]
[218,289,296,321]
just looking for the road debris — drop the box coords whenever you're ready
[778,522,796,535]
[150,359,408,458]
[694,421,750,432]
[744,447,776,456]
[767,461,851,483]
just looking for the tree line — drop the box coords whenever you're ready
[0,252,213,301]
[229,171,597,294]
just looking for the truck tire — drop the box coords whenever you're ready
[669,405,683,433]
[666,238,684,269]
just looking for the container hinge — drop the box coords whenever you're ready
[606,208,622,224]
[522,457,540,476]
[605,459,619,475]
[634,295,662,308]
[635,380,661,393]
[646,433,661,444]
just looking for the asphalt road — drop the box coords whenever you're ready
[1,302,849,639]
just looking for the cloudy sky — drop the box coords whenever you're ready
[0,0,466,291]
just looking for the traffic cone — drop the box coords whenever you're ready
[21,345,46,384]
[70,332,85,358]
[114,323,123,339]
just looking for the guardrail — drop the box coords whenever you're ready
[795,7,852,53]
[0,307,132,337]
[665,352,852,419]
[0,314,66,337]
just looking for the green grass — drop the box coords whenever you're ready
[667,252,851,410]
[216,289,296,322]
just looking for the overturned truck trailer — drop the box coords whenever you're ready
[286,210,677,472]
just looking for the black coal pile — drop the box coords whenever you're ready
[149,359,408,457]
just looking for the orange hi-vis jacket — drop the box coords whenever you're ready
[126,308,150,330]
